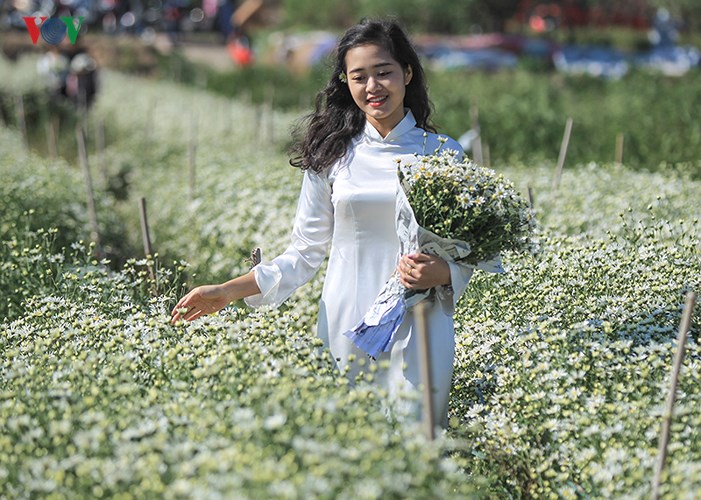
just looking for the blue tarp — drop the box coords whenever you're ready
[415,34,700,76]
[553,43,701,78]
[553,45,629,79]
[634,45,701,76]
[424,48,518,71]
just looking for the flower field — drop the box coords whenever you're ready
[2,58,700,498]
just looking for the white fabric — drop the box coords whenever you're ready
[245,111,470,425]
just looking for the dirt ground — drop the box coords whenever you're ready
[178,41,234,71]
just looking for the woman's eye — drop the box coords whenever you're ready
[378,71,391,77]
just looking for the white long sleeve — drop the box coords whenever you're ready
[244,169,334,308]
[435,261,474,316]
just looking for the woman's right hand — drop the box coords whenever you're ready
[170,284,232,323]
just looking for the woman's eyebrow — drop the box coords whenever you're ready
[348,62,393,74]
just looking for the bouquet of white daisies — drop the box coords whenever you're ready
[344,149,536,358]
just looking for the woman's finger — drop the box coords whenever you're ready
[171,291,192,312]
[184,308,203,322]
[401,256,420,272]
[408,253,433,263]
[397,265,419,285]
[171,293,196,323]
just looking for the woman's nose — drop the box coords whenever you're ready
[366,77,382,92]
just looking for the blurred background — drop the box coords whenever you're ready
[1,0,700,171]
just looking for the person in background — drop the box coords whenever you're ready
[65,50,98,110]
[215,0,238,42]
[37,45,69,99]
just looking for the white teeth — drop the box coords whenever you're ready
[368,96,386,102]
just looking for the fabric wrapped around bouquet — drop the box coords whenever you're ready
[343,178,503,359]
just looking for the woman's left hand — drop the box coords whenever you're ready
[397,253,451,290]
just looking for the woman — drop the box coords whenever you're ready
[171,18,471,425]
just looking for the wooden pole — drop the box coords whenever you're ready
[145,98,155,146]
[171,56,181,82]
[265,85,275,143]
[651,291,697,500]
[139,197,154,257]
[188,111,198,202]
[483,142,491,168]
[615,133,624,165]
[241,90,254,141]
[139,197,158,293]
[552,117,573,190]
[225,102,234,137]
[14,94,28,147]
[255,102,264,146]
[470,100,483,165]
[76,123,102,257]
[527,185,534,209]
[414,301,436,440]
[95,119,108,185]
[78,87,88,133]
[53,115,61,156]
[46,114,57,159]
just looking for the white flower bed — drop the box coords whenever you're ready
[1,69,700,497]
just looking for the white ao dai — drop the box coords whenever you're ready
[245,111,472,424]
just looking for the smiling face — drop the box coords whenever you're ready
[343,44,413,138]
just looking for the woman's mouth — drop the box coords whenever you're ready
[367,96,388,107]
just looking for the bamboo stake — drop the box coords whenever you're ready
[78,87,88,131]
[95,119,108,185]
[76,123,102,257]
[188,111,198,202]
[46,114,57,159]
[651,291,697,500]
[470,100,483,165]
[139,197,158,294]
[552,117,573,190]
[255,102,264,146]
[615,133,625,164]
[145,98,155,146]
[225,102,234,137]
[139,197,154,257]
[40,94,54,159]
[14,94,28,147]
[241,90,254,141]
[527,185,534,209]
[53,115,61,156]
[265,85,275,143]
[171,56,181,82]
[414,301,436,441]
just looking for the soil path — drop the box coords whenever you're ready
[179,41,234,72]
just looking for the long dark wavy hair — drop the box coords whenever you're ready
[289,18,435,173]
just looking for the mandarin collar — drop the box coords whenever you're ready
[363,109,417,143]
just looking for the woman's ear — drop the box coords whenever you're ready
[404,65,413,86]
